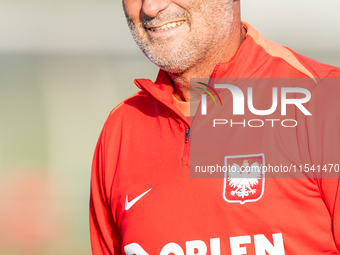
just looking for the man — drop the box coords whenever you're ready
[90,0,340,254]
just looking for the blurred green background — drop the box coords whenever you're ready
[0,0,339,254]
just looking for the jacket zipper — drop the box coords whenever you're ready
[181,127,190,167]
[185,128,190,143]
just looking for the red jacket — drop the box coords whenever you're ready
[90,22,340,255]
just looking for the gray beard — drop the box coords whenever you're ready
[127,21,203,74]
[125,1,234,74]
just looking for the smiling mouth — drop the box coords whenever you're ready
[148,21,185,32]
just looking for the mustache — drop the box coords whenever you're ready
[141,9,190,28]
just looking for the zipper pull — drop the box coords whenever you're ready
[185,128,190,143]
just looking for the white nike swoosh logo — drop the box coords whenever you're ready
[125,188,152,211]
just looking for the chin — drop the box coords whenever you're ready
[146,53,194,74]
[156,62,191,74]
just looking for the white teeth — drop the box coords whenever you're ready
[150,21,184,32]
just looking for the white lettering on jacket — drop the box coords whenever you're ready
[124,233,285,255]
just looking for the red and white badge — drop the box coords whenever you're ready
[223,154,265,204]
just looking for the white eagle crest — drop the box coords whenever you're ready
[228,160,262,198]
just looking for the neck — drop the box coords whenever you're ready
[170,10,246,102]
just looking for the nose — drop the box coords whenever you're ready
[142,0,171,18]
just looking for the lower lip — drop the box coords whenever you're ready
[147,22,185,37]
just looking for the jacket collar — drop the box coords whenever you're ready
[133,22,272,123]
[134,22,268,97]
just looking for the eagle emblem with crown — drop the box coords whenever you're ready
[223,154,265,204]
